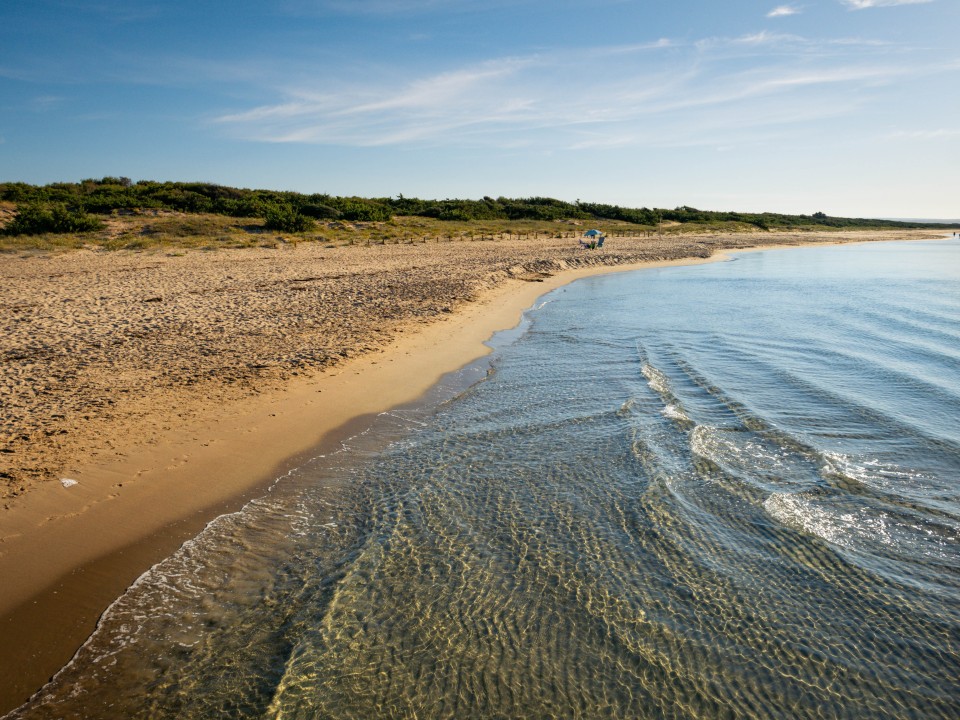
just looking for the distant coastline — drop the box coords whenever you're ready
[883,218,960,224]
[3,179,958,255]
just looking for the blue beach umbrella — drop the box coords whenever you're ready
[583,229,603,237]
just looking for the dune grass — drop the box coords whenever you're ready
[0,208,780,255]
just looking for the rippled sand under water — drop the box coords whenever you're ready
[10,239,960,719]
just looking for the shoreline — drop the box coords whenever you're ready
[0,230,949,713]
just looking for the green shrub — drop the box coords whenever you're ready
[332,197,392,222]
[263,204,315,232]
[2,179,948,233]
[4,202,104,235]
[299,202,342,219]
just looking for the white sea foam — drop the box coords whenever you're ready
[690,425,781,468]
[821,452,932,492]
[662,404,690,423]
[762,492,952,559]
[764,492,855,547]
[641,363,671,396]
[689,425,722,461]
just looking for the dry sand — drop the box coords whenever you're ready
[0,228,945,712]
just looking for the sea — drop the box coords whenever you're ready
[9,237,960,719]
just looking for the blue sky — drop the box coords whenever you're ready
[1,0,957,217]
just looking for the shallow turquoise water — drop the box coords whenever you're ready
[11,238,960,719]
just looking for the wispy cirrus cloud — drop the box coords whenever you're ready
[215,57,539,145]
[56,0,165,24]
[601,38,675,55]
[309,0,454,13]
[885,127,960,140]
[29,95,64,111]
[283,0,529,16]
[731,30,804,45]
[843,0,933,9]
[212,32,928,151]
[768,5,802,17]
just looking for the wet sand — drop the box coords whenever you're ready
[0,229,945,713]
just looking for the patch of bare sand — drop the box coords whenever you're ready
[0,229,945,712]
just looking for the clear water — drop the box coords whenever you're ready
[10,239,960,719]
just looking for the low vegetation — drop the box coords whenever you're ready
[3,201,103,235]
[0,177,953,252]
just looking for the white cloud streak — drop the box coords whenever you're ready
[885,128,960,140]
[843,0,933,9]
[56,0,165,24]
[285,0,528,16]
[732,30,803,45]
[29,95,64,111]
[768,5,801,17]
[212,34,942,152]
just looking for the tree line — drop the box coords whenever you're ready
[0,177,949,235]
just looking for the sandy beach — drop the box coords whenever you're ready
[0,228,946,713]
